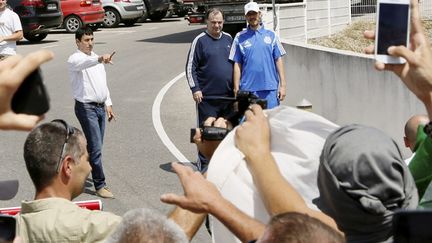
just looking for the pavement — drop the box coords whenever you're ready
[0,18,212,242]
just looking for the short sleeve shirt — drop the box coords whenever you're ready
[0,8,22,55]
[229,25,286,91]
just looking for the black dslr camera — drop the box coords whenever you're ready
[190,91,267,142]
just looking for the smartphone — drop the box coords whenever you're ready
[0,215,16,242]
[393,210,432,243]
[374,0,410,64]
[11,68,50,115]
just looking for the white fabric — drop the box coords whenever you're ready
[68,50,112,106]
[207,106,339,243]
[0,8,22,55]
[244,1,259,14]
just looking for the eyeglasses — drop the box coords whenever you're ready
[51,119,75,173]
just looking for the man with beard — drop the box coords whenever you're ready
[229,1,286,109]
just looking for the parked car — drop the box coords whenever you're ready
[8,0,63,42]
[101,0,145,28]
[60,0,105,33]
[143,0,169,21]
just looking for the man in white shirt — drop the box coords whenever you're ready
[67,27,116,198]
[0,0,23,59]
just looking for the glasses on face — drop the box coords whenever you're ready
[51,119,75,173]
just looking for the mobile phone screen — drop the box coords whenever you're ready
[377,3,409,55]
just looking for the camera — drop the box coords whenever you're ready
[0,215,16,242]
[190,90,267,142]
[11,68,50,115]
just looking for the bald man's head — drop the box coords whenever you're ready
[404,115,429,151]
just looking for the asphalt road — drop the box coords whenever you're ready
[0,18,212,242]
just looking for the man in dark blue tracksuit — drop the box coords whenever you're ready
[185,8,233,172]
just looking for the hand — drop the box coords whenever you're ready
[235,104,271,161]
[0,50,53,131]
[363,0,432,109]
[233,87,239,98]
[278,86,286,101]
[160,162,223,214]
[98,52,115,64]
[193,117,232,160]
[192,91,203,103]
[106,105,116,122]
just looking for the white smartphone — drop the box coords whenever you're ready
[375,0,410,64]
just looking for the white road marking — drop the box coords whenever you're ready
[152,72,189,162]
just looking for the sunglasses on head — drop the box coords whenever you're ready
[51,119,75,173]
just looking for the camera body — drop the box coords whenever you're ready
[11,68,50,115]
[190,90,268,142]
[0,215,16,242]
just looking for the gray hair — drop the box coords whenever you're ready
[106,208,188,243]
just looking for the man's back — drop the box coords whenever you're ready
[18,197,121,243]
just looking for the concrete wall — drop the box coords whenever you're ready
[280,40,426,157]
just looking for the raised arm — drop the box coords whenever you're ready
[235,105,340,233]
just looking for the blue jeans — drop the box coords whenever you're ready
[75,100,106,190]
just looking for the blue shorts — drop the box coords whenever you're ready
[252,90,279,109]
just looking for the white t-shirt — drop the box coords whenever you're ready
[0,8,22,55]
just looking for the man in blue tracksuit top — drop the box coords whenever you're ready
[185,8,233,171]
[229,1,286,109]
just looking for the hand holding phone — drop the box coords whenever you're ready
[374,0,410,64]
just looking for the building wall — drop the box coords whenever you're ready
[280,40,425,157]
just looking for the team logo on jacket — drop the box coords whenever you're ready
[264,36,272,44]
[243,40,252,48]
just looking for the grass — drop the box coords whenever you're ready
[308,20,432,53]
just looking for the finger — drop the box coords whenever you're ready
[9,50,54,87]
[388,46,417,65]
[110,51,116,59]
[364,45,374,54]
[193,128,202,143]
[0,113,44,131]
[374,61,386,71]
[213,117,227,128]
[203,117,216,126]
[410,0,421,34]
[363,30,375,40]
[244,108,254,121]
[160,193,185,205]
[0,54,21,71]
[250,104,264,114]
[172,162,193,179]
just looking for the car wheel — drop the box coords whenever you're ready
[123,18,138,27]
[64,15,83,33]
[103,8,121,28]
[149,10,167,21]
[24,33,48,42]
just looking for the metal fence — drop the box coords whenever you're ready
[351,0,432,21]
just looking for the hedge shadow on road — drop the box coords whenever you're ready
[137,27,205,44]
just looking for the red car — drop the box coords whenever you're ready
[60,0,105,32]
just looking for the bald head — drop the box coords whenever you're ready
[404,115,429,151]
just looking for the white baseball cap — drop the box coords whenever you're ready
[244,2,259,15]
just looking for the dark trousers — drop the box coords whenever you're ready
[75,100,107,190]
